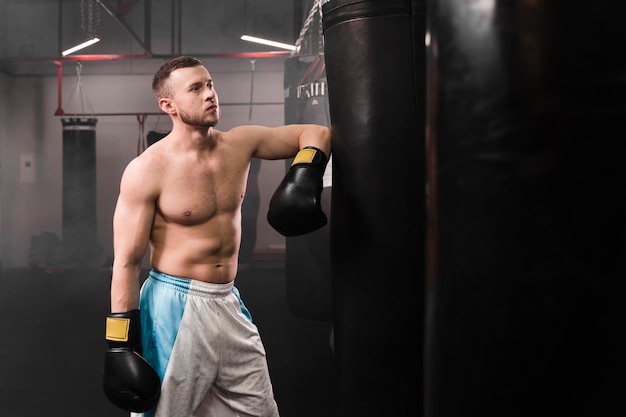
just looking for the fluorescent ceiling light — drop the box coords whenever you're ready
[62,37,101,56]
[240,35,297,51]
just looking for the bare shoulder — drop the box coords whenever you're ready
[223,125,270,142]
[226,124,266,134]
[217,126,260,156]
[124,146,163,174]
[120,146,166,194]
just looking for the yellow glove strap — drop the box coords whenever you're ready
[291,148,318,166]
[105,316,131,342]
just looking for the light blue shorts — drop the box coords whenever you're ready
[132,269,279,417]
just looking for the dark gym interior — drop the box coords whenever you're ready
[2,1,626,417]
[0,265,336,417]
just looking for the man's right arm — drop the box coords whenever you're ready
[104,157,161,413]
[110,157,157,312]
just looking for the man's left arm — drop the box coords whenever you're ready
[264,124,332,236]
[249,124,331,161]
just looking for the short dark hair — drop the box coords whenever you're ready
[152,56,204,99]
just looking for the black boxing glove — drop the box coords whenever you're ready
[267,146,328,236]
[103,309,160,412]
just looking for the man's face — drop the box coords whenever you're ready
[168,65,220,128]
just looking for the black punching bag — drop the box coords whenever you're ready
[425,1,626,416]
[284,55,333,320]
[61,117,98,265]
[323,1,426,415]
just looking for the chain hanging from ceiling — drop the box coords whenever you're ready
[65,61,96,115]
[292,0,324,57]
[80,0,101,39]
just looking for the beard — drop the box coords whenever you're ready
[179,108,220,128]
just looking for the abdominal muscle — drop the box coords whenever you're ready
[148,212,242,283]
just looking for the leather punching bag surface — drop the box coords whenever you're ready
[323,1,426,415]
[425,1,626,416]
[283,55,333,320]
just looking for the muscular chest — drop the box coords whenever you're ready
[157,162,247,225]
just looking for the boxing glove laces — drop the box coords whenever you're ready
[103,309,160,412]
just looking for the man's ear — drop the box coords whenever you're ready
[158,98,175,115]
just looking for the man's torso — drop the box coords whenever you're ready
[146,131,251,283]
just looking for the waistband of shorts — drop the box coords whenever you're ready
[148,268,234,297]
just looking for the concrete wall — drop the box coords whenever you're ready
[0,59,288,269]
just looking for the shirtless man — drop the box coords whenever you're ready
[102,56,331,417]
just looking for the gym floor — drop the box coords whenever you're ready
[0,265,336,417]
